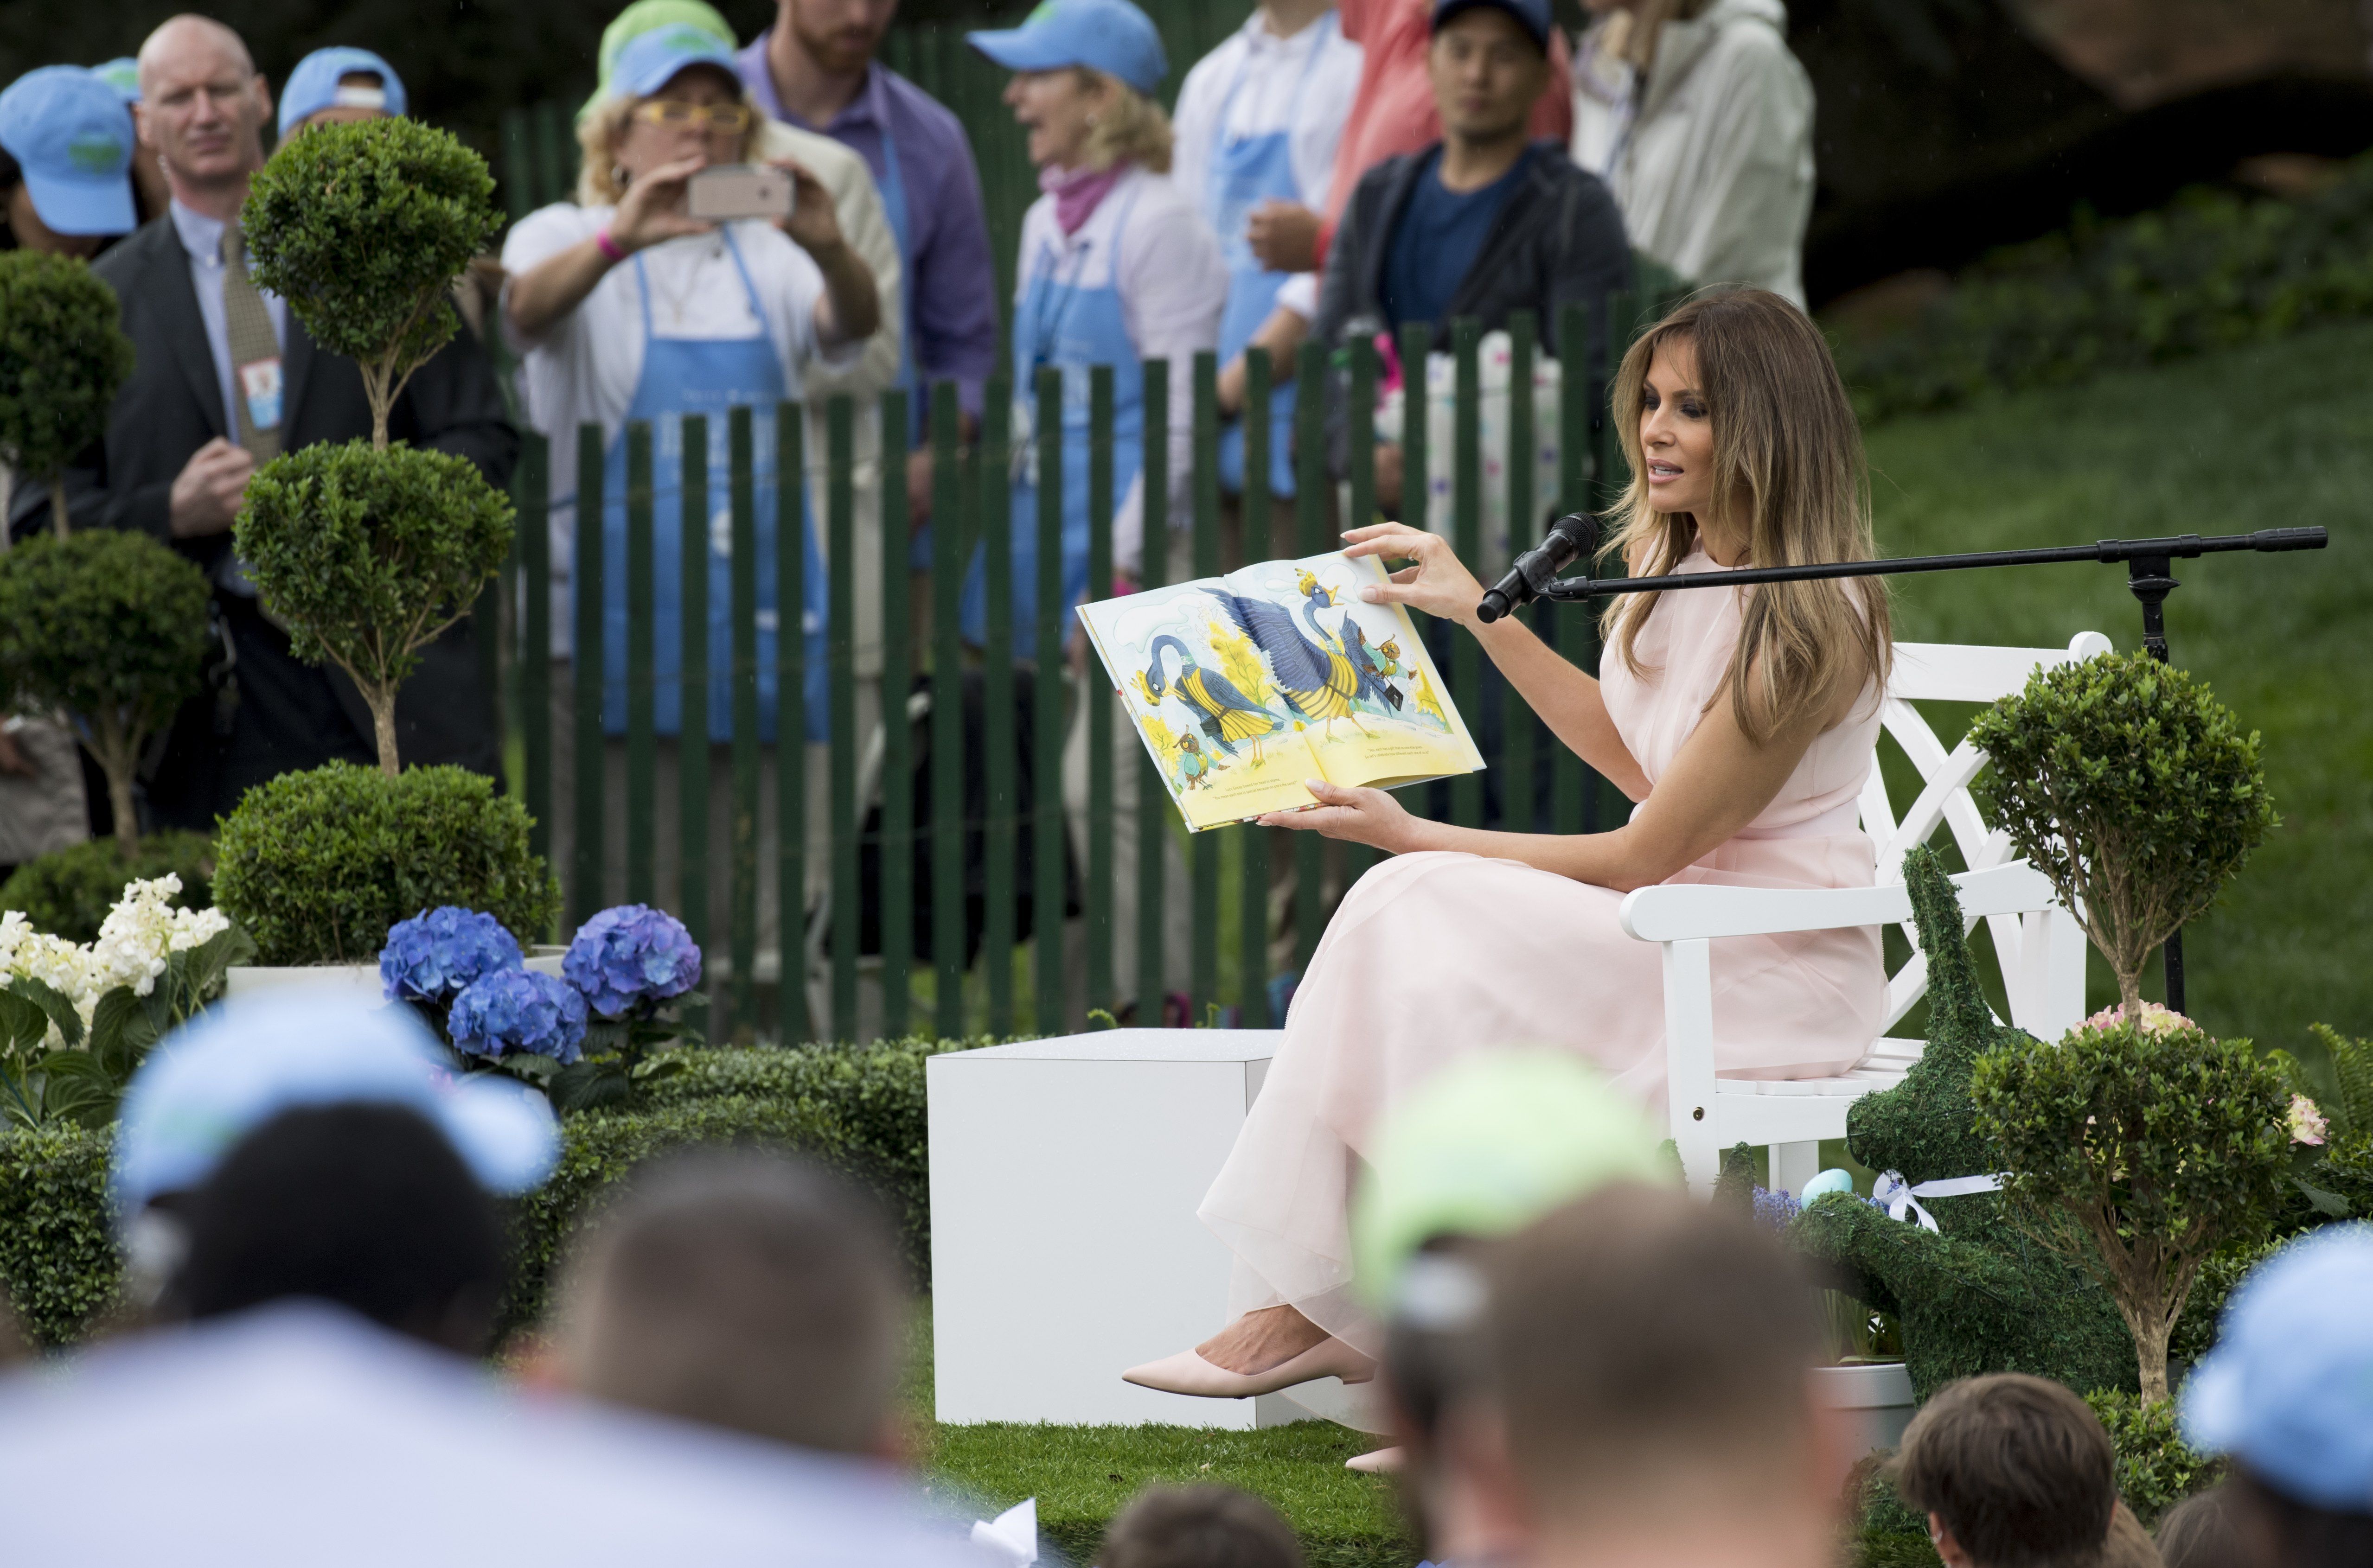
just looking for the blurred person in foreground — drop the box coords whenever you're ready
[547,1148,910,1460]
[1304,0,1628,504]
[0,987,987,1565]
[2155,1489,2244,1568]
[1893,1373,2129,1568]
[1101,1485,1305,1568]
[1569,0,1814,304]
[65,14,515,827]
[2180,1226,2373,1568]
[1451,1184,1851,1568]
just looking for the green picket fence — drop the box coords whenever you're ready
[495,295,1694,1045]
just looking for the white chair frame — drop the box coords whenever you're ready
[1619,631,2112,1193]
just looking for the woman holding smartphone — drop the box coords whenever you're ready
[501,21,878,924]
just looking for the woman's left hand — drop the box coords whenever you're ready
[1258,780,1432,853]
[769,159,844,257]
[1342,521,1489,629]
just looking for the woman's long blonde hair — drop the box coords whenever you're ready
[1600,288,1891,745]
[1071,69,1171,173]
[576,83,768,206]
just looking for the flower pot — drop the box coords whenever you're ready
[1812,1360,1916,1458]
[224,950,564,1001]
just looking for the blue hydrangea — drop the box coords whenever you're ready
[448,969,589,1064]
[563,904,702,1018]
[380,906,524,1005]
[1751,1185,1804,1231]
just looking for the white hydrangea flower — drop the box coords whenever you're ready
[5,876,230,1048]
[0,910,103,1048]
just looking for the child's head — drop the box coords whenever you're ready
[1895,1373,2117,1568]
[2152,1487,2239,1568]
[1099,1485,1305,1568]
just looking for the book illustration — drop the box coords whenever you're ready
[1078,551,1486,831]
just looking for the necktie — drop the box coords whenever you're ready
[220,226,283,462]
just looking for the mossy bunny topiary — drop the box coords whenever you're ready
[1790,844,2136,1400]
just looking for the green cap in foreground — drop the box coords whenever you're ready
[581,0,740,121]
[1350,1051,1675,1312]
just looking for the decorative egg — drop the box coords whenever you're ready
[1802,1167,1856,1200]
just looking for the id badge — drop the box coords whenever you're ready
[238,357,283,432]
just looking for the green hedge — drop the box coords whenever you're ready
[1833,154,2373,424]
[0,1039,982,1348]
[2087,1390,2224,1525]
[0,830,217,945]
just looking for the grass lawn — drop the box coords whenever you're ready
[904,323,2372,1567]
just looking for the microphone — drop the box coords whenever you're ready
[1476,512,1601,624]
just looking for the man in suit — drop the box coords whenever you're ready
[59,14,517,829]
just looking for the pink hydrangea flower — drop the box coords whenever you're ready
[2081,1000,2194,1036]
[2289,1094,2329,1147]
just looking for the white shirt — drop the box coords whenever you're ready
[1011,166,1226,574]
[169,201,290,435]
[1171,9,1363,230]
[0,1304,995,1567]
[500,203,856,651]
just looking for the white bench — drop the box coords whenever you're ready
[1623,632,2111,1192]
[928,1030,1386,1430]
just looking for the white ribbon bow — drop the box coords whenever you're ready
[971,1498,1038,1566]
[1872,1170,2004,1232]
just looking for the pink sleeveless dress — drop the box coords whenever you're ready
[1197,550,1888,1351]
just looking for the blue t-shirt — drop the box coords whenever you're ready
[1380,145,1532,333]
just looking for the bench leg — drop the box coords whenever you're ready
[1769,1141,1821,1198]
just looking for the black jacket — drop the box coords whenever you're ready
[30,215,518,828]
[1313,142,1633,471]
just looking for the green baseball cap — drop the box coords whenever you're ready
[1350,1051,1676,1311]
[581,0,740,121]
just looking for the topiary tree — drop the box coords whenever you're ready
[1971,1009,2291,1402]
[1967,651,2277,1013]
[212,762,560,966]
[234,117,512,776]
[236,443,511,773]
[241,117,500,449]
[0,252,134,538]
[0,533,209,856]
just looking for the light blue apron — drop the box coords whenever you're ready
[1210,15,1335,501]
[599,227,828,743]
[960,183,1148,647]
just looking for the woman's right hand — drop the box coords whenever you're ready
[1341,522,1489,629]
[607,155,715,254]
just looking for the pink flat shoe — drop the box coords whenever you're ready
[1346,1447,1404,1473]
[1121,1336,1377,1398]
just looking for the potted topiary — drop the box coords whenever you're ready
[213,764,560,992]
[0,530,210,856]
[235,117,510,774]
[1967,650,2278,1014]
[0,250,134,538]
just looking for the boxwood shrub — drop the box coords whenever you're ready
[213,762,560,964]
[0,830,217,944]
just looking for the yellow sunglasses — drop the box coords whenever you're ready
[632,100,754,132]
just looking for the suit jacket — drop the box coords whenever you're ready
[58,215,519,829]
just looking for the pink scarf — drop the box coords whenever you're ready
[1041,161,1129,236]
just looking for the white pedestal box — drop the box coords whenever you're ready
[928,1030,1387,1431]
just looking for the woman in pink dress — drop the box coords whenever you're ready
[1125,288,1894,1397]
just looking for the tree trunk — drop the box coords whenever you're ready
[2118,1288,2175,1403]
[49,476,69,538]
[2114,964,2145,1016]
[108,768,140,859]
[368,686,401,776]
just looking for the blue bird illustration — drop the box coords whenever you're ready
[1147,633,1283,762]
[1210,576,1390,739]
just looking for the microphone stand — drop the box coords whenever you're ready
[1500,525,2331,1015]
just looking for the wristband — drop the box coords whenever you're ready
[594,227,628,263]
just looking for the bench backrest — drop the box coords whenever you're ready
[1860,631,2111,1037]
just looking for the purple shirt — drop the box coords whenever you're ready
[738,34,999,425]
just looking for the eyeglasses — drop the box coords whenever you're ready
[632,100,754,132]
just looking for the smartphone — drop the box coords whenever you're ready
[687,164,794,222]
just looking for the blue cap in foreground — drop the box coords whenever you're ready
[610,23,744,102]
[113,986,559,1218]
[2181,1224,2373,1515]
[277,46,408,137]
[968,0,1168,98]
[1431,0,1552,50]
[90,57,141,104]
[0,66,137,236]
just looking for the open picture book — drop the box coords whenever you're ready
[1077,551,1486,831]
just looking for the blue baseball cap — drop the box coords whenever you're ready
[90,57,141,104]
[1432,0,1552,50]
[2182,1225,2373,1515]
[113,986,560,1219]
[610,23,744,102]
[276,46,408,137]
[0,66,137,237]
[968,0,1168,98]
